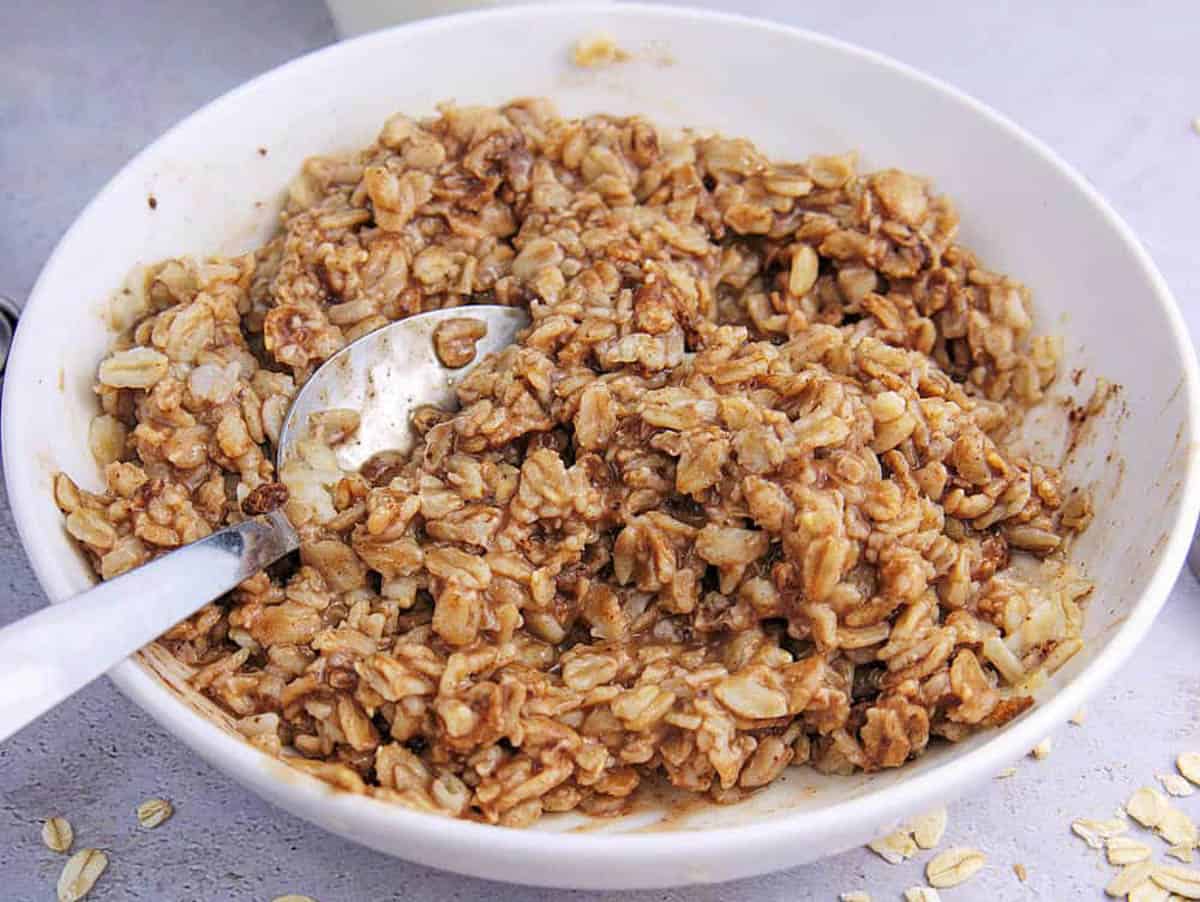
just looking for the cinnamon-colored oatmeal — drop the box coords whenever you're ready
[55,99,1093,825]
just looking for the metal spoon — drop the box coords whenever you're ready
[0,293,20,375]
[0,305,529,741]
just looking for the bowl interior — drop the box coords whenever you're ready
[5,3,1198,887]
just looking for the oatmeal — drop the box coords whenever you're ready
[55,99,1092,825]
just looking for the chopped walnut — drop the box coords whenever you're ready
[242,482,290,515]
[433,316,488,369]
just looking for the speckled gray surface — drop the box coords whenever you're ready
[3,1,1200,899]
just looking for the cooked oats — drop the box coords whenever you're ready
[57,99,1093,825]
[135,797,174,828]
[41,816,73,854]
[925,846,985,888]
[56,849,108,902]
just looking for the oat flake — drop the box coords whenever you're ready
[1157,807,1198,848]
[1152,864,1200,898]
[1107,835,1153,866]
[926,847,986,888]
[903,888,941,902]
[867,830,918,864]
[571,33,629,68]
[1160,773,1197,798]
[1072,816,1129,849]
[56,849,108,902]
[1106,859,1157,898]
[41,817,73,854]
[1169,844,1196,864]
[1128,787,1170,828]
[1128,882,1171,902]
[136,797,174,828]
[908,807,948,850]
[1178,753,1200,786]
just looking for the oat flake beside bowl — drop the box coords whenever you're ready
[5,4,1198,890]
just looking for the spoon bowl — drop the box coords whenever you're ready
[0,304,528,741]
[280,305,529,471]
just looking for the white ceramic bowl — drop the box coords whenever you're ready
[5,4,1199,890]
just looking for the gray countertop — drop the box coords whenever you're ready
[2,2,1200,899]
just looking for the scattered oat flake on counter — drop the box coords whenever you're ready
[839,893,871,902]
[996,766,1018,779]
[907,806,948,849]
[1031,737,1053,759]
[1106,859,1157,898]
[926,847,986,888]
[1157,808,1198,848]
[41,816,73,853]
[1152,864,1200,897]
[1128,787,1171,828]
[1178,753,1200,785]
[1161,773,1197,797]
[903,888,942,902]
[1013,862,1029,882]
[1107,835,1153,865]
[1129,882,1172,902]
[571,32,629,68]
[136,797,174,828]
[1169,844,1196,864]
[56,848,108,902]
[1192,117,1200,136]
[271,896,317,902]
[1072,816,1130,849]
[1070,707,1087,725]
[868,829,918,864]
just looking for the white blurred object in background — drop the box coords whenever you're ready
[326,0,548,37]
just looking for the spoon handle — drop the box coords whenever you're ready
[0,511,298,742]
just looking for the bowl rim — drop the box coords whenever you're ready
[5,0,1200,880]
